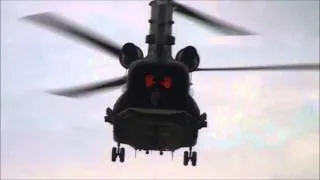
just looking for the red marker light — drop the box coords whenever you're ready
[145,74,155,88]
[161,76,172,89]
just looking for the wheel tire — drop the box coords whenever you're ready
[119,147,125,162]
[191,152,197,166]
[183,151,189,166]
[112,147,117,162]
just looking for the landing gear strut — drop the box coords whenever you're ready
[111,143,125,162]
[183,147,197,166]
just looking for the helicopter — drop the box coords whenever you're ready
[20,0,320,166]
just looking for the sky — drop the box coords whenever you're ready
[1,0,319,179]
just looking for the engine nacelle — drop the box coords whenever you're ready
[175,46,200,72]
[119,43,144,69]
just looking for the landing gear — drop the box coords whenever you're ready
[111,143,125,162]
[191,151,197,166]
[183,151,189,166]
[119,147,125,162]
[183,147,197,166]
[112,147,117,162]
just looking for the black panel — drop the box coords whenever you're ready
[127,61,190,110]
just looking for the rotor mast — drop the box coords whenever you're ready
[146,0,175,60]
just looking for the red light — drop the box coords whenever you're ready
[161,76,172,89]
[145,74,155,88]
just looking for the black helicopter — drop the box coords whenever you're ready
[21,0,319,166]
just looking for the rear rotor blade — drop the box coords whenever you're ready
[172,1,256,35]
[20,12,122,57]
[48,76,127,98]
[195,63,320,71]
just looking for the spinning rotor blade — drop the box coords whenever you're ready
[20,12,122,57]
[172,1,256,35]
[195,63,320,71]
[48,76,127,98]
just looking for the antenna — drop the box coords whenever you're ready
[146,0,175,60]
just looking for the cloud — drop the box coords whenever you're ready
[2,132,318,179]
[273,133,319,178]
[191,72,318,152]
[208,36,263,48]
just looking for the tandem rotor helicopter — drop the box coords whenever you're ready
[21,0,319,166]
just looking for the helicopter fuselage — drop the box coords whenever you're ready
[105,60,207,151]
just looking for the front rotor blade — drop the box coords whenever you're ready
[48,76,127,98]
[195,63,320,71]
[20,12,122,57]
[172,1,255,35]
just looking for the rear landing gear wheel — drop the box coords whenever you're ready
[119,147,125,162]
[111,144,125,162]
[111,147,117,162]
[191,152,197,166]
[183,151,189,166]
[183,147,197,166]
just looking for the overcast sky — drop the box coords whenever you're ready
[1,1,319,179]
